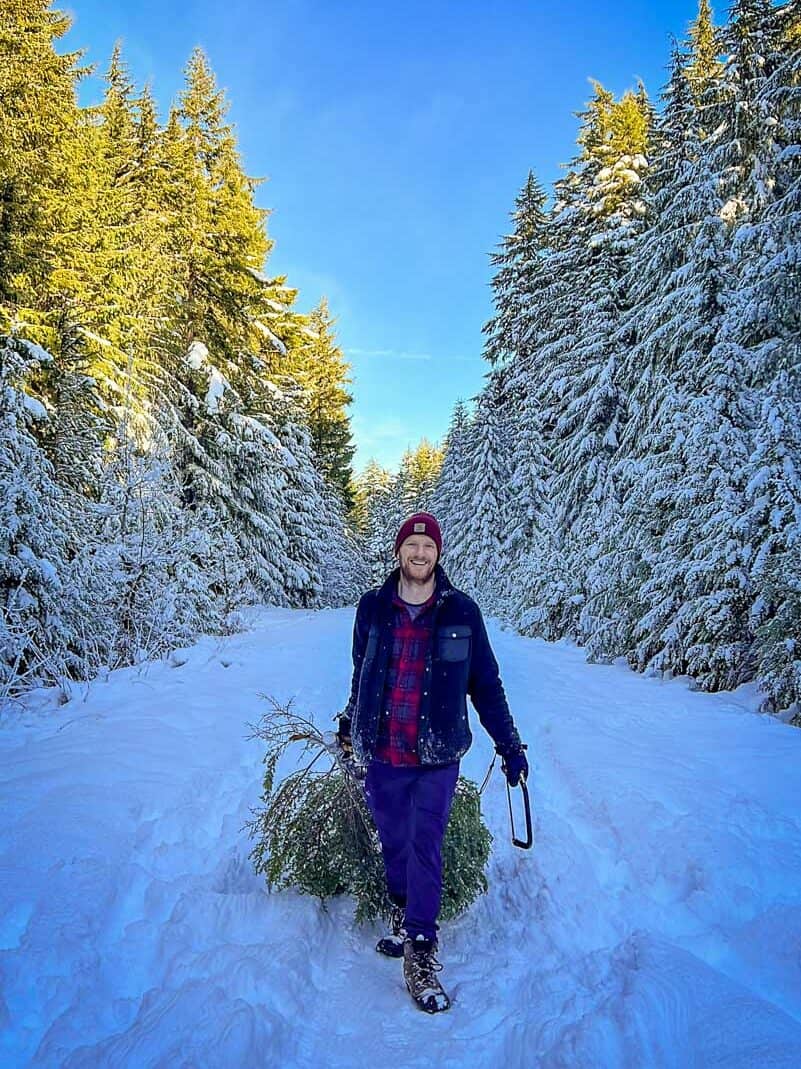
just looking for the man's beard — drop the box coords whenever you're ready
[399,558,436,585]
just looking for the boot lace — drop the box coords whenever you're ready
[390,904,405,937]
[412,944,443,989]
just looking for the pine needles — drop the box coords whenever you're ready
[247,699,492,925]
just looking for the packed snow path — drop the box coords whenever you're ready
[2,606,800,1068]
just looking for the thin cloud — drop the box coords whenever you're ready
[348,347,433,361]
[348,347,477,363]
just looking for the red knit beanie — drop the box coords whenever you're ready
[394,512,442,558]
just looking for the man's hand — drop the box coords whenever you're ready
[336,716,353,759]
[501,746,528,787]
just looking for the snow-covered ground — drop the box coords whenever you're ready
[1,606,800,1068]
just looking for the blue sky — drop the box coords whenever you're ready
[65,0,704,472]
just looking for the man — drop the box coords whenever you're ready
[338,512,528,1014]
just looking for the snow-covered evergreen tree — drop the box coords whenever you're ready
[630,173,751,685]
[583,40,725,667]
[642,0,793,690]
[3,0,799,718]
[351,441,445,585]
[500,388,568,641]
[538,86,651,638]
[291,298,356,508]
[722,1,801,707]
[482,172,551,370]
[480,172,559,624]
[431,401,472,564]
[0,337,70,697]
[393,440,443,519]
[174,341,288,603]
[273,400,330,609]
[445,378,511,607]
[746,373,801,708]
[66,434,249,675]
[317,484,368,607]
[754,531,801,721]
[352,460,396,585]
[0,0,85,317]
[551,86,649,525]
[685,0,725,105]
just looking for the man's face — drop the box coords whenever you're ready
[397,535,438,584]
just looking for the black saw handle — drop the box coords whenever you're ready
[506,776,533,850]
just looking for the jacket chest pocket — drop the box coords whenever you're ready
[436,625,472,662]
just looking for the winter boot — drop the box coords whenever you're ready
[402,934,451,1013]
[376,903,406,958]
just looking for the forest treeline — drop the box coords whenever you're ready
[3,1,800,722]
[355,0,801,721]
[1,1,364,700]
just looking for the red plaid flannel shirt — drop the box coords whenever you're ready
[374,591,436,766]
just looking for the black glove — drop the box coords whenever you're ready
[336,716,353,759]
[501,746,528,787]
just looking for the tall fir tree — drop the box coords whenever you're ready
[648,0,792,690]
[482,171,551,370]
[445,379,510,606]
[430,401,471,549]
[384,440,444,544]
[164,48,272,371]
[732,0,801,708]
[686,0,725,106]
[0,336,70,695]
[293,298,356,507]
[583,43,725,665]
[621,30,756,685]
[0,0,86,320]
[271,393,330,608]
[155,48,305,602]
[352,460,396,584]
[541,85,651,637]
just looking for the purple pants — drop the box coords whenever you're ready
[364,760,459,942]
